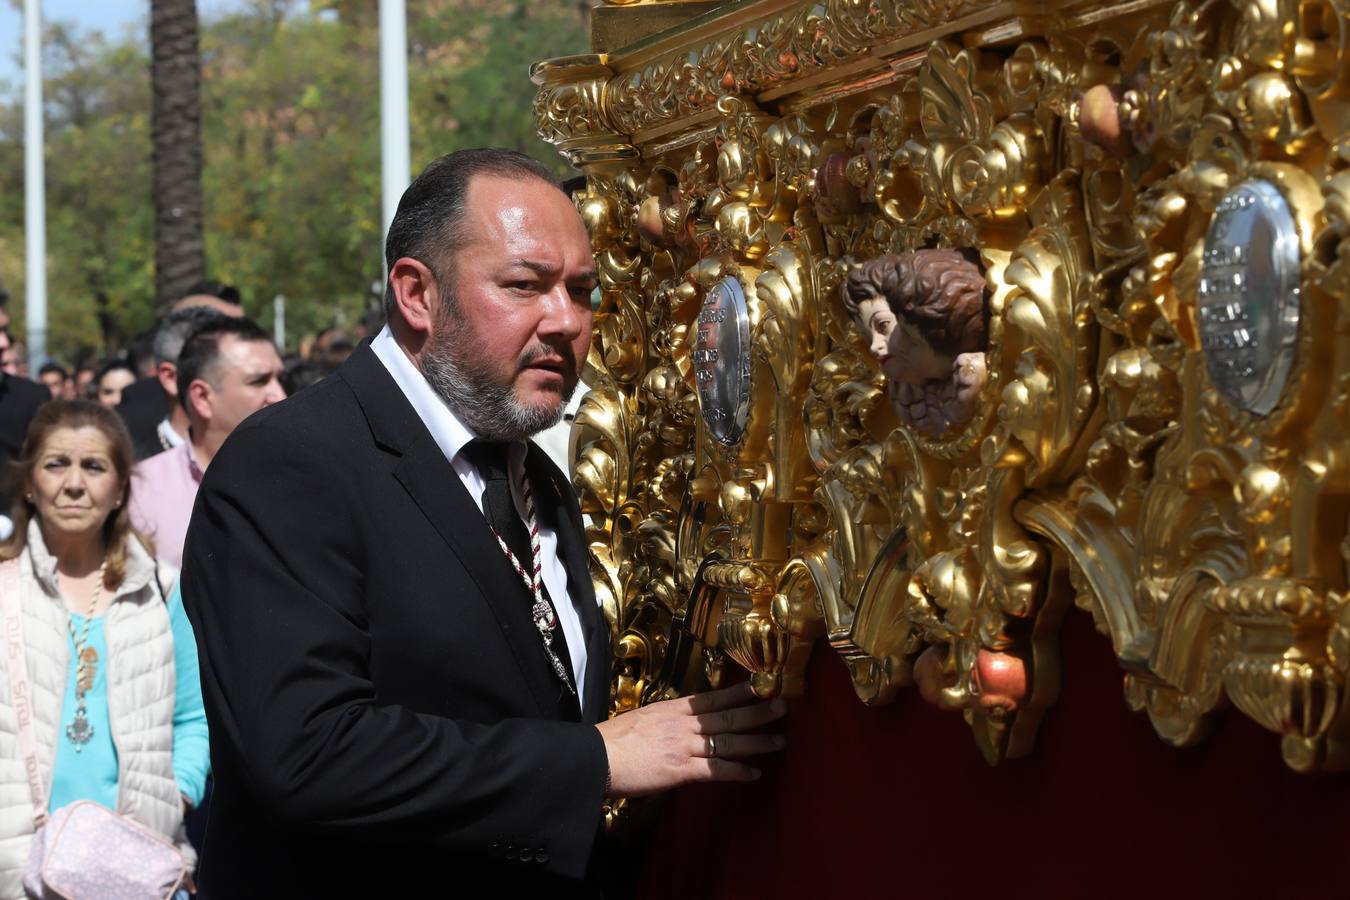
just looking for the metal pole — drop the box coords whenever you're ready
[273,294,285,349]
[23,0,47,370]
[379,0,410,250]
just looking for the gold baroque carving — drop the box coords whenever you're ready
[603,0,1005,136]
[540,0,1350,772]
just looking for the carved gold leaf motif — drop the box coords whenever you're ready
[537,0,1350,774]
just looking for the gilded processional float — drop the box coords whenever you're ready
[531,0,1350,891]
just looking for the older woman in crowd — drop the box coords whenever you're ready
[0,400,208,899]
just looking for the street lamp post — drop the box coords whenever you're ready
[379,0,410,250]
[23,0,47,370]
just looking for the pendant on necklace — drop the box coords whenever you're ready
[66,705,94,750]
[532,599,557,631]
[76,646,98,694]
[531,600,575,696]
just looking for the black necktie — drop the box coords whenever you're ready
[459,440,574,689]
[462,440,534,570]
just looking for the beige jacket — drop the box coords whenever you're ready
[0,521,193,900]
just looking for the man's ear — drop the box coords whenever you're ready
[156,361,178,398]
[387,257,441,337]
[186,378,214,424]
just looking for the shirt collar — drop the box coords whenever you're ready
[157,417,186,449]
[181,441,205,481]
[24,517,159,603]
[369,325,526,471]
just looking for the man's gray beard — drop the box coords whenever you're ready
[417,322,574,443]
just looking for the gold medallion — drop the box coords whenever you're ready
[76,646,98,693]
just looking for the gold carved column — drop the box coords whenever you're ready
[534,0,1350,772]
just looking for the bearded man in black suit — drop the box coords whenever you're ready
[181,148,785,897]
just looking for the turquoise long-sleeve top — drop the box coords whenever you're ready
[48,581,210,813]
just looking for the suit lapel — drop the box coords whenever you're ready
[342,345,565,720]
[525,446,611,724]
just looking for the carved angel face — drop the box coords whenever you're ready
[854,297,953,385]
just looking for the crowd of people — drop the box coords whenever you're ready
[0,283,384,898]
[0,288,377,411]
[0,286,382,543]
[0,148,784,900]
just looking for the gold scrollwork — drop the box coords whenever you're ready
[539,0,1350,772]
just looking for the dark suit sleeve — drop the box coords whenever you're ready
[0,377,49,510]
[180,420,608,879]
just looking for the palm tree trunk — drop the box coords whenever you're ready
[151,0,204,310]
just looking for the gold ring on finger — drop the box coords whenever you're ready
[705,734,717,758]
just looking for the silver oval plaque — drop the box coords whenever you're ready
[1198,180,1301,416]
[693,276,752,445]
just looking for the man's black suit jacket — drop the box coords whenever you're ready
[0,374,48,510]
[181,343,612,898]
[117,376,170,461]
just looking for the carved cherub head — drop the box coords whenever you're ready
[840,250,989,437]
[841,249,986,381]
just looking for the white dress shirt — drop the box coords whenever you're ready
[370,326,590,699]
[157,416,186,450]
[531,381,588,477]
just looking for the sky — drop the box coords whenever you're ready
[0,0,243,88]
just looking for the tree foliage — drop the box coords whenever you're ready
[0,0,587,362]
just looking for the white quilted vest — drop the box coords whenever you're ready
[0,522,193,900]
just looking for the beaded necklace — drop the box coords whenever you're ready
[65,558,108,750]
[485,477,576,697]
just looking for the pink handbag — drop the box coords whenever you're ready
[23,802,188,900]
[0,560,191,900]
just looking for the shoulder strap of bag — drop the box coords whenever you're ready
[0,557,50,828]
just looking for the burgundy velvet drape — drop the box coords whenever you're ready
[636,610,1350,899]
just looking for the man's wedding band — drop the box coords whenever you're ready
[705,735,717,758]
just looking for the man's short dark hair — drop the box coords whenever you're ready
[281,359,324,396]
[153,307,230,366]
[383,148,563,316]
[38,362,69,380]
[183,280,242,306]
[125,327,157,377]
[176,317,273,410]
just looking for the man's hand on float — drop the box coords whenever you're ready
[596,682,787,798]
